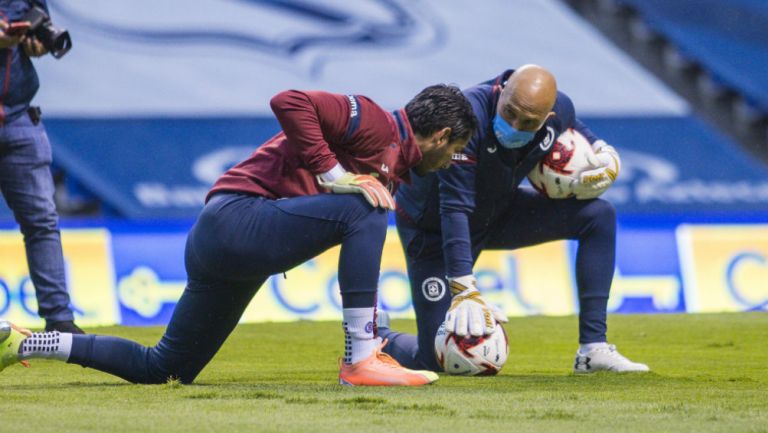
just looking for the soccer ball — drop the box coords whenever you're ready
[527,128,597,199]
[434,322,509,376]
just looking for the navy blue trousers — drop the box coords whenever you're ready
[381,188,617,371]
[0,114,74,323]
[68,192,388,383]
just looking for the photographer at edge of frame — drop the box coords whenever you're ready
[0,0,82,334]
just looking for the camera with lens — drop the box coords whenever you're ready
[21,5,72,59]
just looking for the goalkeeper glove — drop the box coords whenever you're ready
[319,171,395,210]
[574,140,620,200]
[444,275,508,337]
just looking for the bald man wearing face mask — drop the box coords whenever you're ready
[380,65,648,374]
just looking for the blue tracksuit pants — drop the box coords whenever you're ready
[68,192,387,383]
[381,188,617,371]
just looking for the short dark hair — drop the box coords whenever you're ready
[405,84,477,143]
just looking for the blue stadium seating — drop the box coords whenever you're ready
[618,0,768,112]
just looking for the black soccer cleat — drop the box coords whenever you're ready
[45,320,85,335]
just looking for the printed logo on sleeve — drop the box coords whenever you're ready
[421,277,447,301]
[346,95,359,118]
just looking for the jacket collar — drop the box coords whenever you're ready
[392,108,422,184]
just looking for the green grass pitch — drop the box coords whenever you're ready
[3,313,767,433]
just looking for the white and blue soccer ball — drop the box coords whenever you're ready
[527,128,596,199]
[434,322,509,376]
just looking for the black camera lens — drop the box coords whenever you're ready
[21,6,72,59]
[39,24,71,59]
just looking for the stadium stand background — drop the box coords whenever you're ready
[565,0,768,163]
[1,0,766,327]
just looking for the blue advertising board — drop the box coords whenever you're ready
[45,117,280,218]
[15,115,762,220]
[1,219,766,329]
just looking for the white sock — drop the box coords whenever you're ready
[18,331,73,362]
[579,342,609,355]
[342,307,379,364]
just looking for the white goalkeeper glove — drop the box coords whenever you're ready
[444,275,508,337]
[574,140,621,200]
[318,171,395,210]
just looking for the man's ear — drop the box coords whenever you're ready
[437,127,452,144]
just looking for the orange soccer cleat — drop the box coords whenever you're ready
[338,339,438,386]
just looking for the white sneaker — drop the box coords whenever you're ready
[573,344,650,373]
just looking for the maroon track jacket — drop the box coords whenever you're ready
[208,90,423,201]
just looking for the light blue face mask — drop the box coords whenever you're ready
[492,113,536,149]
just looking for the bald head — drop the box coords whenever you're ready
[497,64,558,131]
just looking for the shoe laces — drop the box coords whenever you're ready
[601,344,632,362]
[373,339,403,369]
[5,323,32,368]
